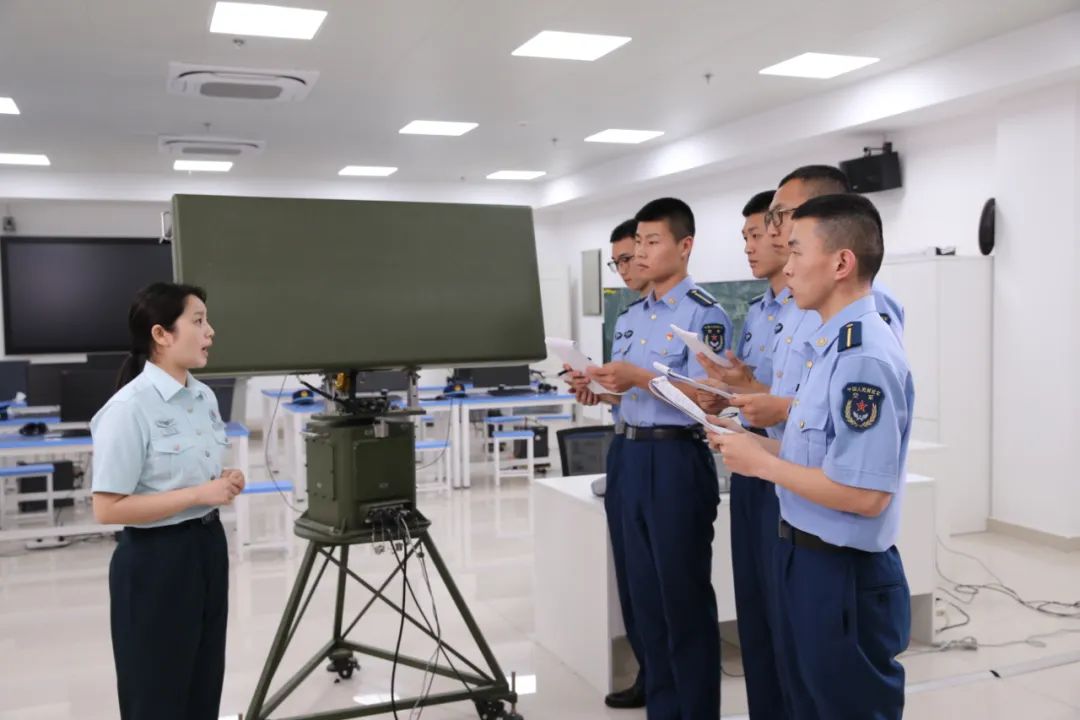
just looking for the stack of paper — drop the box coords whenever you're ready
[545,337,622,396]
[648,376,732,435]
[670,324,732,368]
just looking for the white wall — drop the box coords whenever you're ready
[990,84,1080,540]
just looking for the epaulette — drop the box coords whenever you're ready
[747,293,764,308]
[687,288,717,307]
[619,296,646,315]
[838,321,862,352]
[879,312,892,325]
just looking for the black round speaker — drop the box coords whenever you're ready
[979,198,996,255]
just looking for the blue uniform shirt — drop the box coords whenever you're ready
[91,361,229,528]
[777,295,914,552]
[737,285,792,386]
[613,276,733,427]
[767,283,904,439]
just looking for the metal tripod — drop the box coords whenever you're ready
[244,517,523,720]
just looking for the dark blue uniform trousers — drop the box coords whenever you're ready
[729,471,789,719]
[773,540,910,720]
[109,513,229,720]
[621,434,720,720]
[604,432,647,691]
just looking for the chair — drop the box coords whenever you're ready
[416,439,452,491]
[556,425,616,476]
[492,430,534,487]
[235,480,294,560]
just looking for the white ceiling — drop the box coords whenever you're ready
[0,0,1077,187]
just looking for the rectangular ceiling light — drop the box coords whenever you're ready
[174,160,233,172]
[759,52,879,79]
[399,120,478,136]
[486,170,546,181]
[512,31,630,61]
[0,153,49,166]
[338,165,398,177]
[585,128,664,144]
[0,97,20,115]
[210,2,327,40]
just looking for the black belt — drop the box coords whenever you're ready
[624,424,705,442]
[778,518,865,555]
[126,508,220,534]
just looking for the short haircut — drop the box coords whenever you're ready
[791,193,884,281]
[742,190,775,217]
[610,218,638,244]
[634,197,695,239]
[778,165,851,196]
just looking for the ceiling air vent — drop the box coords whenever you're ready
[158,136,266,158]
[167,62,319,102]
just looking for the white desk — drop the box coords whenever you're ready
[422,392,576,489]
[0,422,252,542]
[533,473,938,695]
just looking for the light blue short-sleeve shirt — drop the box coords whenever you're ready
[91,361,229,528]
[777,295,914,552]
[613,276,734,427]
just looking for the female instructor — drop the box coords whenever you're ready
[91,282,245,720]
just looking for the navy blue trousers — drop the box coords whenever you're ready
[621,435,720,720]
[773,540,910,720]
[729,472,789,719]
[604,432,647,691]
[109,514,229,720]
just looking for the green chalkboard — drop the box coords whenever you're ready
[172,194,546,375]
[602,279,768,362]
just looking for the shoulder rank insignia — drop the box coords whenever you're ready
[838,321,862,352]
[702,323,726,353]
[687,288,717,307]
[879,312,892,325]
[842,383,883,431]
[619,296,646,316]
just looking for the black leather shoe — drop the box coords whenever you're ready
[604,684,646,709]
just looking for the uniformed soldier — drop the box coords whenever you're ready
[722,189,792,719]
[91,282,245,720]
[589,197,733,720]
[703,165,905,436]
[709,193,913,720]
[565,217,651,709]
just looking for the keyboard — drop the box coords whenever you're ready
[486,387,535,397]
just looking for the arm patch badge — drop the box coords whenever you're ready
[702,323,726,353]
[842,383,883,431]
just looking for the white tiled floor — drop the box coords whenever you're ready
[3,452,1080,719]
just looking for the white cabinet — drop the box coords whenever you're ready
[877,255,993,534]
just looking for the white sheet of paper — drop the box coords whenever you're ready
[652,362,736,399]
[545,337,622,396]
[669,324,732,368]
[648,376,732,435]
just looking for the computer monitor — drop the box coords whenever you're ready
[202,378,235,423]
[86,352,128,373]
[0,360,29,401]
[470,365,531,389]
[60,369,117,422]
[356,370,409,394]
[28,362,87,406]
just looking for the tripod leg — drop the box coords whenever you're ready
[246,540,321,720]
[420,532,511,690]
[333,545,350,641]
